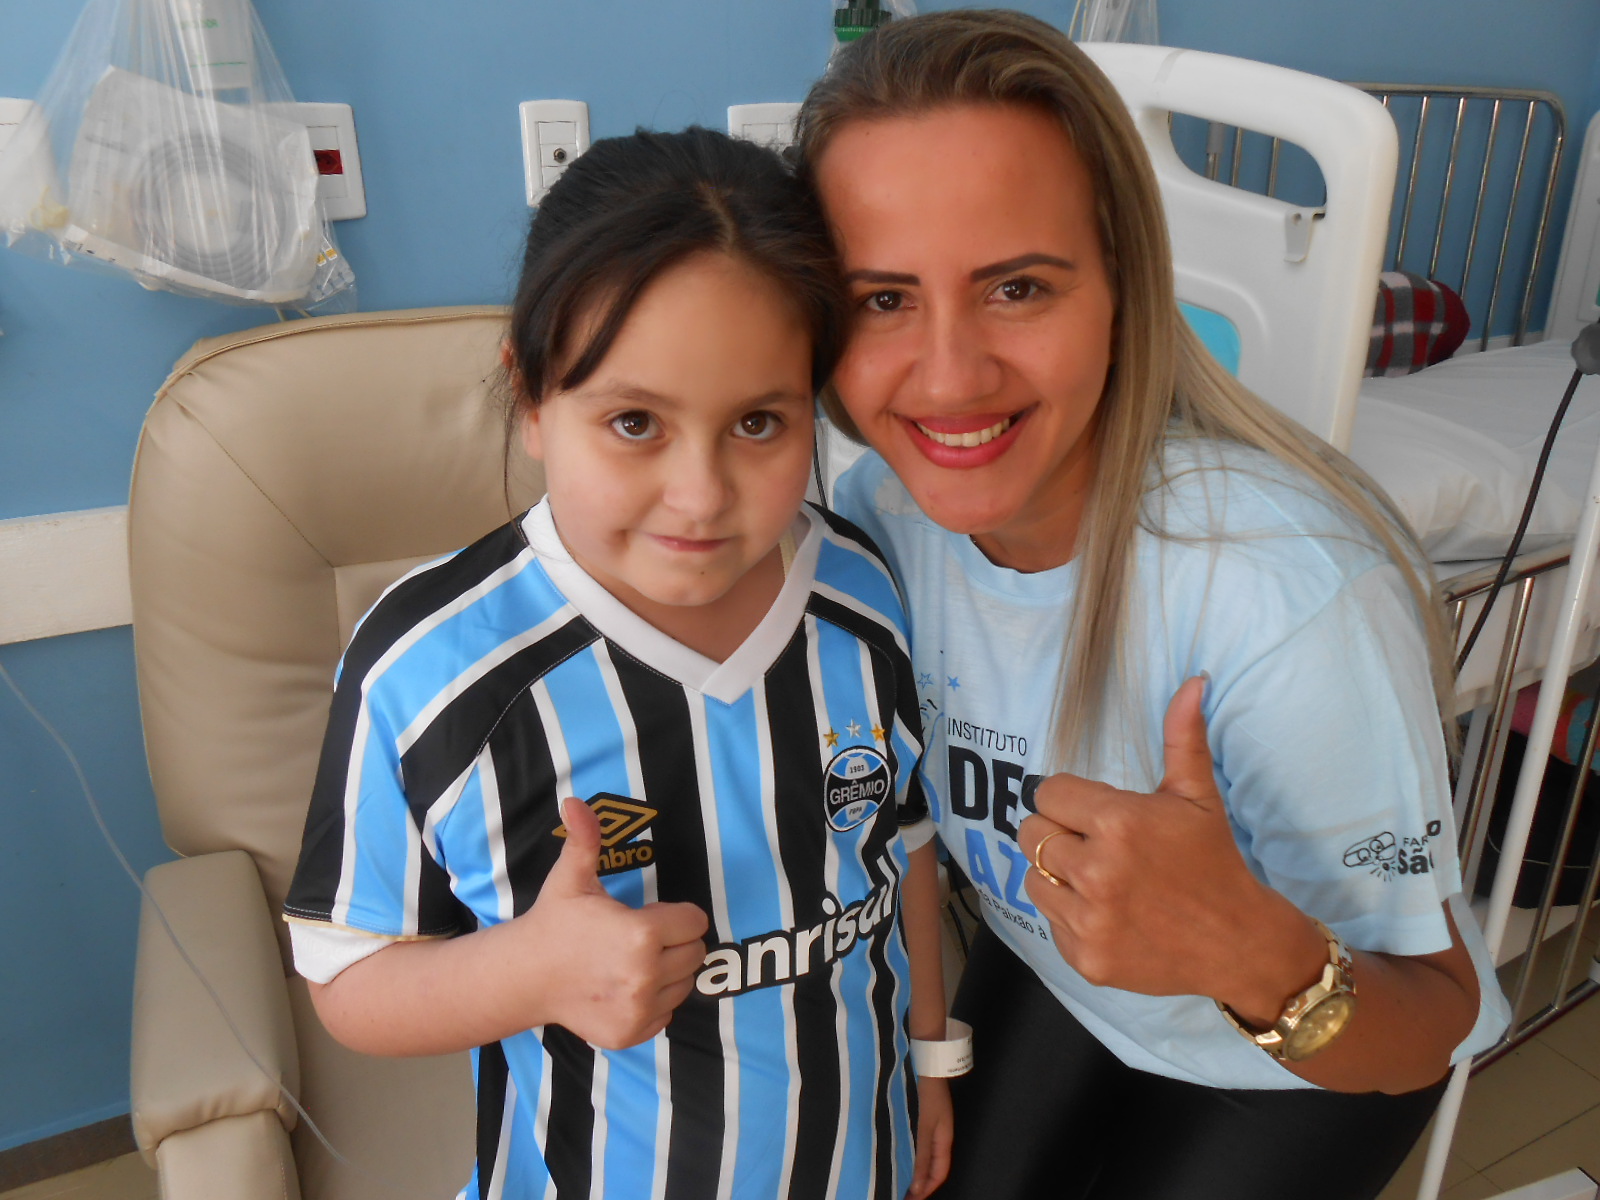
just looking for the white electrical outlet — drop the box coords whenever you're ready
[728,102,802,152]
[520,100,590,207]
[279,102,365,221]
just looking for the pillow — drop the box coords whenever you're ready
[1365,271,1471,377]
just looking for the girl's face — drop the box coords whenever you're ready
[522,251,815,641]
[815,103,1116,572]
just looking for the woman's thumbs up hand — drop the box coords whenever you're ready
[1019,677,1322,1010]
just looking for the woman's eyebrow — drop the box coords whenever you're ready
[971,253,1075,281]
[843,255,1075,286]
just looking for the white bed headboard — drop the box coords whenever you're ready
[1083,43,1398,451]
[1547,110,1600,343]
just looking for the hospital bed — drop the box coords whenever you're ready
[1073,44,1600,1200]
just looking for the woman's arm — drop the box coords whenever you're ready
[308,798,709,1056]
[900,840,954,1199]
[1019,677,1480,1094]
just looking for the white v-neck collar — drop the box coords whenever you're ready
[520,500,821,705]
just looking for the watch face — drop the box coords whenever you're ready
[1284,993,1356,1062]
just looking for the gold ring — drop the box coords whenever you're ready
[1030,828,1071,888]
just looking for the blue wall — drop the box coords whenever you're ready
[0,0,1597,1154]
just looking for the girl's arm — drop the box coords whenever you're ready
[900,840,954,1200]
[308,798,710,1056]
[1020,677,1480,1095]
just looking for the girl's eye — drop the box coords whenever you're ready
[611,411,659,440]
[733,412,782,441]
[992,277,1044,303]
[862,289,906,313]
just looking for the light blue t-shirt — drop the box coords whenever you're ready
[834,438,1510,1090]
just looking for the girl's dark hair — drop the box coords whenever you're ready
[505,126,847,424]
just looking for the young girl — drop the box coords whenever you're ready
[282,127,954,1200]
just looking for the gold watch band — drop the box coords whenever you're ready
[1216,917,1357,1062]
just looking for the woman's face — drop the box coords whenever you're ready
[815,103,1116,571]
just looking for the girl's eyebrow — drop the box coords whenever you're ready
[844,253,1076,287]
[575,383,811,408]
[844,269,919,286]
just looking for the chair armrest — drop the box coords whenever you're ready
[131,850,300,1165]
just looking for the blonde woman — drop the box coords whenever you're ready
[797,11,1510,1198]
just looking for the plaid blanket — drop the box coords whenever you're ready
[1365,270,1470,377]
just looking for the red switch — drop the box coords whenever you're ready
[314,148,344,176]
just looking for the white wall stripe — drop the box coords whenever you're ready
[0,506,130,645]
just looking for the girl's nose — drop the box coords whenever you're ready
[662,442,736,522]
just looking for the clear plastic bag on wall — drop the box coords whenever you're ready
[1069,0,1159,44]
[0,0,355,310]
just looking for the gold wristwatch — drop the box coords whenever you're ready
[1216,918,1357,1063]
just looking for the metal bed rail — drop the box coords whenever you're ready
[1352,84,1566,350]
[1441,545,1600,1064]
[1182,84,1566,348]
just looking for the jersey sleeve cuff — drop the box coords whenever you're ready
[899,816,936,853]
[288,919,406,984]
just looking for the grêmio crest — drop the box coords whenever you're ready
[823,747,891,831]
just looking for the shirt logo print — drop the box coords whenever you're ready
[1342,821,1442,881]
[824,746,890,832]
[553,792,659,875]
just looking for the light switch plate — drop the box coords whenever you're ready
[728,102,802,152]
[520,100,590,206]
[279,101,365,220]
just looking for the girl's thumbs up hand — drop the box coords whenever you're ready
[512,797,710,1049]
[1019,677,1322,1011]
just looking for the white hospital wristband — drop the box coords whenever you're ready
[910,1019,973,1078]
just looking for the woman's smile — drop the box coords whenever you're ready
[905,409,1031,466]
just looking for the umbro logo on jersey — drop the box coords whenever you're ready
[823,747,890,832]
[553,793,658,875]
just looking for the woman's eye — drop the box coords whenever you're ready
[610,411,658,440]
[992,277,1044,303]
[733,412,782,441]
[862,289,906,313]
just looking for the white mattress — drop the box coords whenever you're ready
[1350,339,1600,710]
[1350,339,1599,563]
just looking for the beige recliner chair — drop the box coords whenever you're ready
[127,307,544,1200]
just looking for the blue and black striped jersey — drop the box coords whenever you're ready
[285,500,929,1200]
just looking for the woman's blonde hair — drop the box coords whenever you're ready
[796,9,1456,769]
